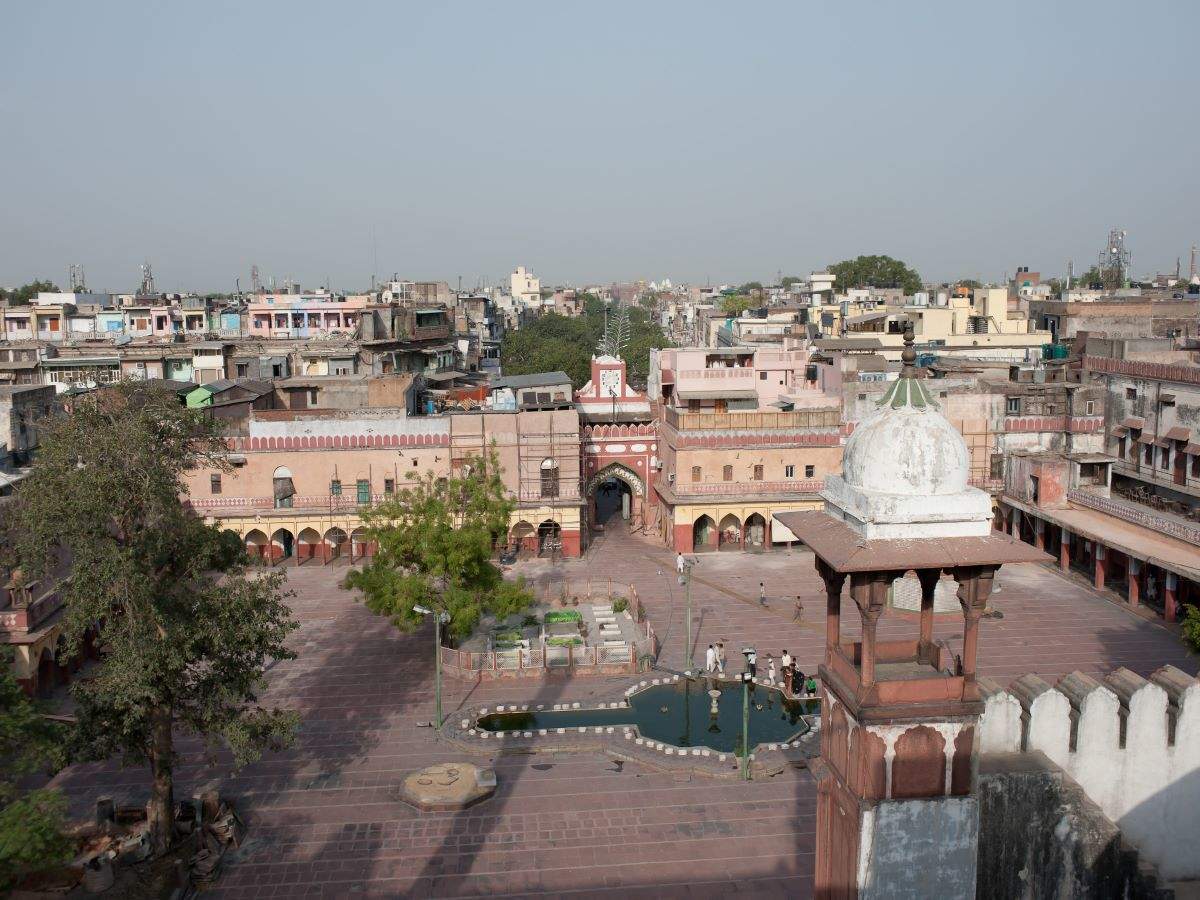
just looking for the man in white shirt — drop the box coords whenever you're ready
[705,644,717,674]
[676,552,686,576]
[781,650,792,670]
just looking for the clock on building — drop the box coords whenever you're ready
[599,367,622,396]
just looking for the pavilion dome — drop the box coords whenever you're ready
[841,379,970,497]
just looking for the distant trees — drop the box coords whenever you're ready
[720,295,756,316]
[736,281,763,294]
[828,255,922,294]
[500,298,670,389]
[780,275,803,287]
[345,449,532,639]
[4,382,299,856]
[1,280,59,306]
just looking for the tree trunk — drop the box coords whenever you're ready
[146,705,175,856]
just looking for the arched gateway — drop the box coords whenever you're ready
[585,462,645,528]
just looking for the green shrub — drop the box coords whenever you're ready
[612,597,629,614]
[1182,604,1200,653]
[544,610,581,624]
[493,629,522,643]
[547,636,583,647]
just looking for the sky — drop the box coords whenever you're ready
[2,1,1198,294]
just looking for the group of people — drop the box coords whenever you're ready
[703,644,817,698]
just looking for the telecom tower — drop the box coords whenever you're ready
[69,264,86,292]
[1098,228,1131,289]
[139,261,156,296]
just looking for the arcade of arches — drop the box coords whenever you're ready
[665,499,825,552]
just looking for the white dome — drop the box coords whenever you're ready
[841,394,970,497]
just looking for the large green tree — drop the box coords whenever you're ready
[3,382,299,855]
[1,280,59,306]
[828,255,923,293]
[0,650,70,889]
[346,450,532,638]
[500,299,670,389]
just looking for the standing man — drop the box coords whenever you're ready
[746,647,757,678]
[759,581,767,607]
[676,552,686,576]
[705,644,717,674]
[793,596,804,622]
[781,649,792,670]
[716,642,727,676]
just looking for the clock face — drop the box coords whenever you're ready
[599,368,621,395]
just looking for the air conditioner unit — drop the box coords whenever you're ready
[668,473,675,484]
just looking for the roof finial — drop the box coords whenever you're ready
[900,321,917,377]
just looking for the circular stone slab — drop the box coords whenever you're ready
[398,763,497,811]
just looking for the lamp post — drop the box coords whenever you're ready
[678,559,694,671]
[414,605,450,730]
[741,646,756,782]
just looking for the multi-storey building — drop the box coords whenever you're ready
[649,346,842,551]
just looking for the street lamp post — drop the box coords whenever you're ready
[414,605,450,730]
[679,560,694,671]
[741,646,755,782]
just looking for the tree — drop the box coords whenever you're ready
[1182,604,1200,655]
[1,280,60,306]
[720,294,755,316]
[780,275,803,287]
[0,649,70,889]
[955,279,982,290]
[3,382,299,856]
[345,449,532,639]
[736,281,763,294]
[828,255,923,294]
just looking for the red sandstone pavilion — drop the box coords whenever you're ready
[777,332,1050,897]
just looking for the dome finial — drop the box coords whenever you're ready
[900,321,917,376]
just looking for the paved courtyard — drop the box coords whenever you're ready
[50,523,1196,897]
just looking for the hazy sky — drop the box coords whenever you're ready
[3,2,1198,293]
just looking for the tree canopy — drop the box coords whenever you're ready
[346,449,532,639]
[500,296,670,389]
[719,294,756,316]
[828,255,923,294]
[3,382,299,854]
[1,280,59,306]
[780,275,803,287]
[0,650,70,888]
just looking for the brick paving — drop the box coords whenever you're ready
[48,522,1195,897]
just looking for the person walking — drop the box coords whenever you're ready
[716,642,726,676]
[676,552,686,576]
[767,655,777,685]
[705,644,717,674]
[746,648,757,678]
[792,667,804,696]
[793,596,804,622]
[805,675,817,697]
[759,581,767,607]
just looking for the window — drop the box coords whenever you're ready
[990,454,1004,480]
[356,479,370,503]
[1046,404,1056,415]
[805,465,815,478]
[1030,475,1040,503]
[752,465,764,481]
[272,364,282,377]
[785,464,795,478]
[309,389,318,406]
[330,479,342,496]
[1126,388,1137,401]
[1006,397,1020,415]
[1085,400,1096,415]
[540,458,559,498]
[691,466,701,483]
[412,458,418,467]
[272,466,294,509]
[210,474,222,494]
[759,371,767,380]
[688,399,701,412]
[1145,443,1153,464]
[236,363,249,378]
[723,465,733,482]
[384,478,395,494]
[1161,447,1171,470]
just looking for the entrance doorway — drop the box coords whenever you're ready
[594,477,632,525]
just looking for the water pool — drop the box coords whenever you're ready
[476,678,818,754]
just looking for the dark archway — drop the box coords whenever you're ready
[718,514,742,551]
[745,513,767,550]
[693,515,716,552]
[36,648,54,699]
[538,520,562,557]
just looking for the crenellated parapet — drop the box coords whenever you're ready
[979,664,1200,880]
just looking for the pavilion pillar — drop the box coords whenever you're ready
[1128,558,1141,608]
[1059,529,1071,571]
[1164,573,1178,623]
[955,566,996,698]
[1094,545,1107,592]
[849,573,892,689]
[1033,518,1045,551]
[764,517,772,551]
[815,558,845,665]
[916,568,941,663]
[1009,509,1019,538]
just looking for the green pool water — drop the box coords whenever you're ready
[476,678,819,753]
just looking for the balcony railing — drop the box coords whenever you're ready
[662,479,824,497]
[188,486,580,513]
[1113,458,1200,495]
[1067,488,1200,547]
[664,406,840,431]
